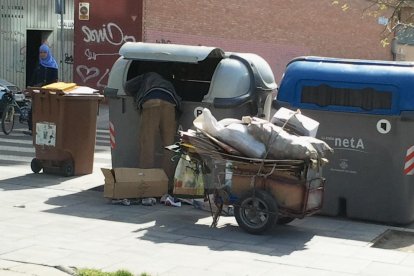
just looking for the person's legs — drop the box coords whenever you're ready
[28,107,32,131]
[139,99,161,168]
[23,107,33,135]
[159,101,177,187]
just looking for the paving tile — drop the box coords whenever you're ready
[400,253,414,267]
[260,263,352,276]
[0,260,19,269]
[201,258,276,276]
[159,266,236,276]
[0,246,73,267]
[0,269,27,275]
[53,251,129,270]
[4,160,414,276]
[352,246,409,264]
[11,264,70,276]
[303,239,361,257]
[359,261,414,276]
[307,254,371,274]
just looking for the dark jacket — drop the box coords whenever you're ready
[124,72,181,110]
[30,65,58,87]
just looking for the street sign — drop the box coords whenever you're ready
[55,0,65,14]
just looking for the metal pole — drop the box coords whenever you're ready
[59,0,65,82]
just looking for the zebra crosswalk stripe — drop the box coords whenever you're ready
[0,128,112,166]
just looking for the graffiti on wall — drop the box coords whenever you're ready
[76,22,136,88]
[82,22,136,45]
[15,46,26,73]
[156,38,172,44]
[84,48,118,61]
[0,29,24,42]
[76,65,110,88]
[64,53,74,64]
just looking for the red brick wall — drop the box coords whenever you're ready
[143,0,391,81]
[73,0,143,89]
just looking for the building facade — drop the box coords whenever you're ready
[0,0,75,89]
[1,0,393,90]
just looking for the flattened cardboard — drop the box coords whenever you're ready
[101,168,168,199]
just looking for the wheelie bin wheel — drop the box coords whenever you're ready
[30,158,42,173]
[62,160,74,177]
[276,217,295,225]
[234,189,278,234]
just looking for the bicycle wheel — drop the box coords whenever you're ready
[1,104,15,135]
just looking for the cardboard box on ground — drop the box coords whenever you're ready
[101,168,168,199]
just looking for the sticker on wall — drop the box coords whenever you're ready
[79,2,90,21]
[36,122,56,147]
[376,119,391,134]
[404,145,414,175]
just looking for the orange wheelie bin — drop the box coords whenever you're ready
[29,86,103,176]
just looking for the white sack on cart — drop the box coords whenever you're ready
[247,117,321,160]
[193,109,266,158]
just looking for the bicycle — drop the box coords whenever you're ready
[1,90,31,135]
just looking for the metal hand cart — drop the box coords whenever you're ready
[176,136,326,234]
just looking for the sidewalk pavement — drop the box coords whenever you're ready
[1,103,414,276]
[1,163,414,276]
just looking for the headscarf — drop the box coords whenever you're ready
[39,44,58,69]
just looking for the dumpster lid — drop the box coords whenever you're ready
[277,56,414,115]
[230,53,277,90]
[288,56,414,67]
[119,42,225,63]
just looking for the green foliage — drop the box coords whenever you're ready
[76,268,148,276]
[331,0,412,46]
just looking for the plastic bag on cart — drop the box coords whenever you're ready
[193,108,266,158]
[173,156,204,198]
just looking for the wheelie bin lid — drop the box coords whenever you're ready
[277,56,414,115]
[119,42,225,63]
[230,53,277,90]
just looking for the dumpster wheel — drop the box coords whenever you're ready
[61,160,74,177]
[30,158,42,174]
[234,189,278,234]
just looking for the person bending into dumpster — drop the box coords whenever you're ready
[24,44,59,136]
[124,72,181,191]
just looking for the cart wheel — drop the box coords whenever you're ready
[62,160,74,177]
[30,158,42,173]
[276,216,295,225]
[234,189,278,235]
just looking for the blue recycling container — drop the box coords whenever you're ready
[275,56,414,225]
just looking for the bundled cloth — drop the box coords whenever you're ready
[246,117,332,161]
[192,108,333,162]
[193,109,266,159]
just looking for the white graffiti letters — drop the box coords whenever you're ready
[97,69,110,88]
[82,22,136,45]
[76,65,100,83]
[76,65,110,88]
[84,49,119,61]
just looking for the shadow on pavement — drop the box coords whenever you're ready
[39,187,380,256]
[0,172,72,190]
